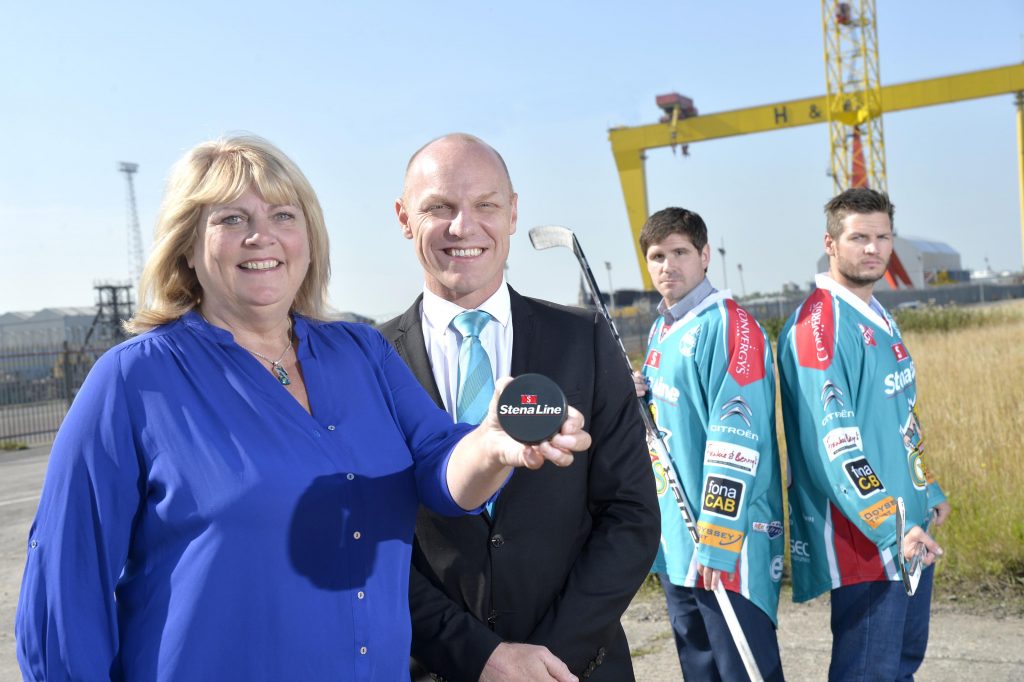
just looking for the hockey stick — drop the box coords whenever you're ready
[529,224,764,682]
[895,497,934,596]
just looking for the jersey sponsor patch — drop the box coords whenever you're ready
[770,555,784,582]
[650,376,680,405]
[892,342,909,362]
[719,395,753,427]
[679,324,701,357]
[697,521,745,553]
[823,426,863,460]
[795,289,835,370]
[702,474,745,519]
[644,349,661,368]
[726,301,765,386]
[908,450,927,490]
[820,380,844,410]
[752,521,784,539]
[704,440,760,475]
[843,457,885,498]
[884,362,916,396]
[858,323,877,347]
[859,495,897,529]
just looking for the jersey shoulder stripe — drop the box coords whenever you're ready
[794,288,836,370]
[724,300,766,386]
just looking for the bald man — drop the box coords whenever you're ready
[380,134,659,681]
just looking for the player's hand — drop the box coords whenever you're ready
[931,500,952,527]
[632,371,648,398]
[480,642,577,682]
[902,525,943,567]
[699,564,730,591]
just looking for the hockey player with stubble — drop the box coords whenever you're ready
[634,207,785,681]
[778,187,952,681]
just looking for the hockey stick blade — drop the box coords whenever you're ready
[528,225,576,251]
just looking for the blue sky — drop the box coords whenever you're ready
[3,1,1022,320]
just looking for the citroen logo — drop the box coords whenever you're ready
[821,381,844,410]
[720,396,752,427]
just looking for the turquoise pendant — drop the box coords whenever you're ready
[272,362,291,386]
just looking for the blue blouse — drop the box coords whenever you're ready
[16,311,476,681]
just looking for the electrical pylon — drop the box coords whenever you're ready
[119,162,143,286]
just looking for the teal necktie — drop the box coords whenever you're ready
[452,310,499,516]
[452,310,495,426]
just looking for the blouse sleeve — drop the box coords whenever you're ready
[15,350,144,681]
[375,332,476,516]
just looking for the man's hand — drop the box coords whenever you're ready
[480,643,577,682]
[480,377,591,470]
[901,525,943,567]
[698,563,730,591]
[631,371,648,398]
[932,500,952,527]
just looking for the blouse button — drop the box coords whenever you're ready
[353,531,362,540]
[357,591,365,599]
[359,646,368,655]
[29,540,38,549]
[327,425,336,431]
[347,473,355,481]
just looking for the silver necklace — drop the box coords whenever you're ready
[242,339,293,386]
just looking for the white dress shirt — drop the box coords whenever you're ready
[419,282,514,420]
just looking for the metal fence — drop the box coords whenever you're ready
[0,341,113,445]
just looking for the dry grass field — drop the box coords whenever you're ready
[899,301,1024,591]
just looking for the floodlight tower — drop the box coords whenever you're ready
[822,0,887,192]
[119,162,143,285]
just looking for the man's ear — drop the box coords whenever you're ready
[508,192,518,236]
[396,198,413,240]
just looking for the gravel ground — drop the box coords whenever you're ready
[624,584,1024,681]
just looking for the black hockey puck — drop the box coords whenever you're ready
[497,373,568,444]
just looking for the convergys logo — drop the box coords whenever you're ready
[726,301,765,386]
[796,289,834,370]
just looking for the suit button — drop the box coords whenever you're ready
[490,534,504,548]
[487,610,498,624]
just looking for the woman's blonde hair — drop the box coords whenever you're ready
[126,135,331,334]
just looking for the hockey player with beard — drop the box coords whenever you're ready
[635,207,785,681]
[778,188,952,681]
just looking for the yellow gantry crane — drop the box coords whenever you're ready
[609,53,1024,289]
[823,0,886,192]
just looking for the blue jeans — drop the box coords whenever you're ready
[658,573,784,681]
[829,566,935,681]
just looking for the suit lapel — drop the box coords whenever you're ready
[508,287,534,376]
[389,296,445,409]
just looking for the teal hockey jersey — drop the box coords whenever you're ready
[643,289,784,623]
[778,274,947,603]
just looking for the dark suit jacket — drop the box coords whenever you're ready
[379,287,660,681]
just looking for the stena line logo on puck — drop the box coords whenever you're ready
[520,394,537,405]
